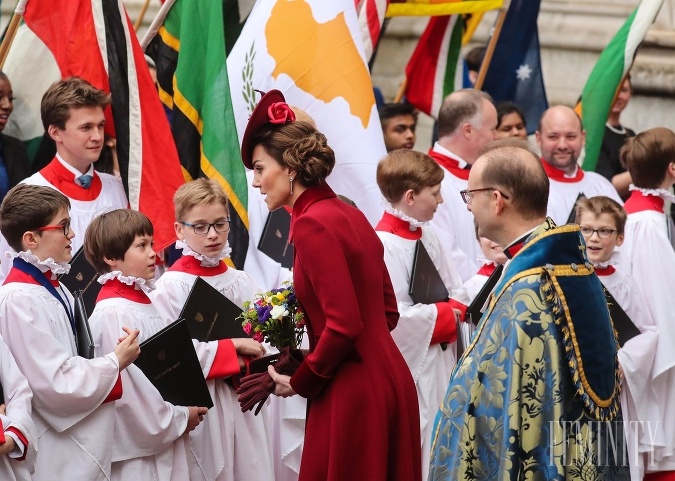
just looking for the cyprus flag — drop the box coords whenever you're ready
[227,0,386,224]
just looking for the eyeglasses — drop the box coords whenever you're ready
[180,220,231,235]
[579,227,617,239]
[36,220,71,236]
[459,188,510,204]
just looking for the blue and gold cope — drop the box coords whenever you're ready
[429,219,629,481]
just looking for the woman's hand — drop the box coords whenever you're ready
[268,365,296,397]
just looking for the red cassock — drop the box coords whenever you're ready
[288,183,422,481]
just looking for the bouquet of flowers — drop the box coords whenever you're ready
[237,282,305,415]
[239,282,305,351]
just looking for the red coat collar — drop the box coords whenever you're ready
[624,190,665,214]
[40,158,102,200]
[594,265,616,277]
[428,149,470,180]
[4,267,60,287]
[375,212,422,240]
[541,159,585,183]
[290,182,337,243]
[168,255,228,276]
[97,278,151,304]
[476,263,498,277]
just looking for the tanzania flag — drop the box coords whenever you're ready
[576,0,664,171]
[10,0,184,250]
[143,0,249,268]
[481,0,547,134]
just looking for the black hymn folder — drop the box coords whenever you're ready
[604,288,641,347]
[467,264,504,326]
[73,291,95,359]
[179,277,249,342]
[60,247,102,317]
[135,318,214,408]
[258,208,294,269]
[409,240,449,305]
[566,192,587,224]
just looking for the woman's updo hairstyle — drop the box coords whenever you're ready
[252,121,336,187]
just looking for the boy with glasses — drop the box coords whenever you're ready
[0,184,140,481]
[151,178,273,481]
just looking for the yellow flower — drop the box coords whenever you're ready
[275,293,286,301]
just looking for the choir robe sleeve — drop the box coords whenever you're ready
[151,275,241,380]
[89,305,189,461]
[0,334,37,473]
[0,289,120,433]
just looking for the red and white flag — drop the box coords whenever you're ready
[9,0,184,250]
[357,0,389,61]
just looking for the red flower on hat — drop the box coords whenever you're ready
[268,102,296,125]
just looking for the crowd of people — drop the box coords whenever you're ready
[0,56,671,481]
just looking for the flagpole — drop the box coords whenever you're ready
[393,78,407,103]
[0,12,23,69]
[134,0,152,31]
[474,0,511,91]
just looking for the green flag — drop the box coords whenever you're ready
[144,0,249,268]
[577,0,664,171]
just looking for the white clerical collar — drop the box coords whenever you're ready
[432,142,469,169]
[504,226,538,251]
[56,153,94,181]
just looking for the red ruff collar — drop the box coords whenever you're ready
[541,159,584,183]
[476,263,497,277]
[375,212,422,240]
[428,149,470,180]
[594,265,616,277]
[4,267,60,287]
[168,255,229,276]
[624,190,665,214]
[39,158,102,200]
[97,278,151,304]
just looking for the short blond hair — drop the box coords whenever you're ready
[376,149,444,203]
[574,196,627,235]
[173,178,229,221]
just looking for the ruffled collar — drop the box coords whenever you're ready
[628,184,675,203]
[591,249,620,269]
[5,250,71,280]
[175,239,231,268]
[382,199,429,229]
[97,270,155,293]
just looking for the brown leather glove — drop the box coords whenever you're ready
[236,347,304,415]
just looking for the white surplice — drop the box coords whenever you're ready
[0,279,120,481]
[376,218,469,481]
[89,285,190,481]
[546,171,623,225]
[620,203,675,476]
[0,334,37,481]
[151,262,275,481]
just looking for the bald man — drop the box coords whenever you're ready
[536,105,622,224]
[429,140,629,480]
[429,89,498,280]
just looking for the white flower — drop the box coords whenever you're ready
[270,305,289,320]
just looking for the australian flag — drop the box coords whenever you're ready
[482,0,547,134]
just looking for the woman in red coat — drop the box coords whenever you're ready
[240,90,422,481]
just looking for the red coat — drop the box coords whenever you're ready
[289,183,422,481]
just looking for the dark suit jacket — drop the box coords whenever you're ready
[1,133,30,188]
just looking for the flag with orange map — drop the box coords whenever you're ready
[227,0,385,225]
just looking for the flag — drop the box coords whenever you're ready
[386,0,502,17]
[404,15,464,118]
[226,0,387,225]
[6,0,184,251]
[143,0,249,268]
[357,0,389,62]
[577,0,664,171]
[481,0,547,134]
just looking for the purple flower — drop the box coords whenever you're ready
[259,305,273,323]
